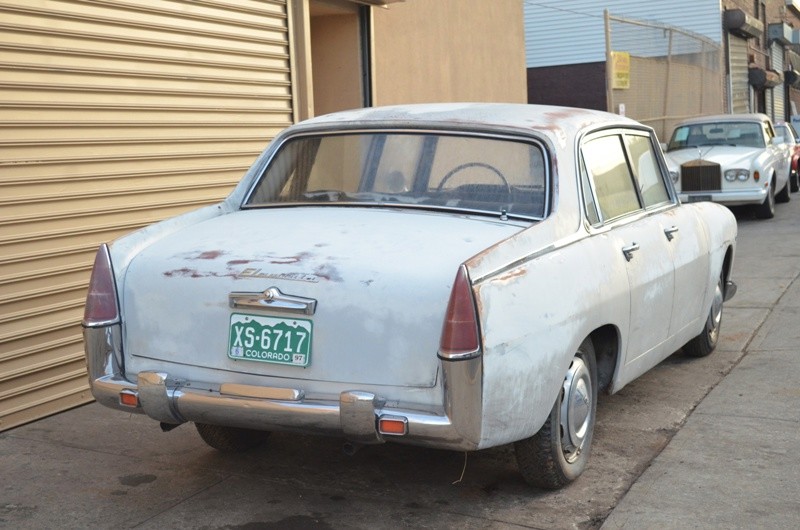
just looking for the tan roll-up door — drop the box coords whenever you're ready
[771,42,785,122]
[728,34,749,114]
[0,0,292,431]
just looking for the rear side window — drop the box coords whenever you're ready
[582,135,640,220]
[581,129,672,224]
[625,134,669,208]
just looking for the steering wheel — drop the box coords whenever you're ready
[436,162,511,193]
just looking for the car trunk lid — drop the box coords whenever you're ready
[121,207,525,387]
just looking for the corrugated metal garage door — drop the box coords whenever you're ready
[0,0,292,431]
[771,42,785,122]
[728,34,750,114]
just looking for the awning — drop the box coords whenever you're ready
[749,67,784,88]
[785,69,800,87]
[724,9,764,39]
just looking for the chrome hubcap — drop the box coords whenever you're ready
[708,279,724,345]
[560,356,593,463]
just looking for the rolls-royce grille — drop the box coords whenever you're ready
[681,160,721,191]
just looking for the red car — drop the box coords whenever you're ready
[775,121,800,193]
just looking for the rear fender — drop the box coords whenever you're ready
[470,235,629,447]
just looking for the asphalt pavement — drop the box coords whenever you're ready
[2,196,800,529]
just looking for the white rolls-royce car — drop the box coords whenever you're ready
[83,103,737,489]
[664,113,791,219]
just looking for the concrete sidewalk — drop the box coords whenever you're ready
[603,205,800,529]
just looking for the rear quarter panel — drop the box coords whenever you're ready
[686,201,737,289]
[472,230,629,447]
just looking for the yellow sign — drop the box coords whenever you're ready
[611,51,630,89]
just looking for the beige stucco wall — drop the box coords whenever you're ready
[371,0,527,105]
[311,13,363,115]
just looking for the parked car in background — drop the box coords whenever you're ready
[83,103,737,490]
[663,113,790,219]
[774,120,800,193]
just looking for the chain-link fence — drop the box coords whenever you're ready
[605,11,724,141]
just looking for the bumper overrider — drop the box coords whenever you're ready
[83,324,483,451]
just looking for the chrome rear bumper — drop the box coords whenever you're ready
[83,324,482,451]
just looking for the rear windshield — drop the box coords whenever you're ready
[667,121,765,150]
[244,132,549,219]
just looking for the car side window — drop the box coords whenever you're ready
[625,134,670,208]
[764,122,774,143]
[582,134,641,221]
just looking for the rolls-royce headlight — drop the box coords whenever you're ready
[724,169,750,182]
[669,170,679,183]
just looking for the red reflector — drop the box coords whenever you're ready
[378,417,407,435]
[83,244,120,325]
[119,391,139,407]
[439,266,480,359]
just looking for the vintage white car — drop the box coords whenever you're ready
[664,113,791,219]
[83,103,737,489]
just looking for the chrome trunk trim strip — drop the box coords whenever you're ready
[229,286,317,315]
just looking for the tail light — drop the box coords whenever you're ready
[438,265,481,360]
[83,243,120,327]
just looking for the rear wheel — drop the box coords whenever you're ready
[683,275,724,358]
[515,338,597,489]
[791,171,799,193]
[195,423,271,452]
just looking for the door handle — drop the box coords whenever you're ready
[622,243,640,262]
[664,226,679,241]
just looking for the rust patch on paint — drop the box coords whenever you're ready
[164,268,203,278]
[270,252,313,265]
[163,268,239,279]
[193,251,224,260]
[313,263,343,282]
[496,268,527,282]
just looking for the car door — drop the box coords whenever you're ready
[660,208,710,339]
[581,130,675,366]
[622,132,711,343]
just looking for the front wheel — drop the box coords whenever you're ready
[514,338,597,489]
[754,181,776,219]
[790,171,799,193]
[683,276,724,358]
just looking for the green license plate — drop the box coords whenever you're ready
[228,313,312,367]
